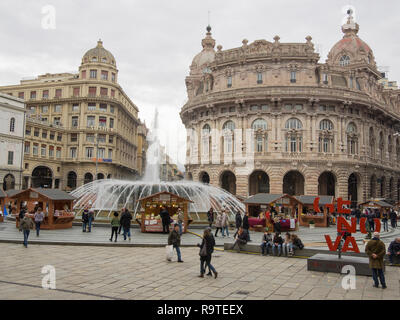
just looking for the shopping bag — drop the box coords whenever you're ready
[166,245,173,261]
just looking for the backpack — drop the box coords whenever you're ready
[199,238,208,257]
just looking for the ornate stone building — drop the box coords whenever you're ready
[180,14,400,207]
[0,40,147,191]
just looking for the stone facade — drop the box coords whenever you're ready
[0,40,147,191]
[180,14,400,206]
[0,93,25,190]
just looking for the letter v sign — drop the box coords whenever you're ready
[324,235,342,251]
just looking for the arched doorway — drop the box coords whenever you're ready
[199,171,210,184]
[318,171,336,196]
[67,171,77,190]
[283,171,304,196]
[97,173,104,180]
[370,175,376,198]
[32,166,52,188]
[348,173,359,208]
[220,171,236,195]
[3,174,15,191]
[84,173,93,185]
[249,170,270,195]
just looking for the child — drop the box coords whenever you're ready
[110,212,120,242]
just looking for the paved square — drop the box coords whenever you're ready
[0,243,399,300]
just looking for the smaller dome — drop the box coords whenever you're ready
[82,40,116,66]
[190,26,216,74]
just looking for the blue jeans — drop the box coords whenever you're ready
[88,218,93,232]
[260,242,272,254]
[23,230,30,247]
[35,221,41,236]
[372,268,386,287]
[178,221,183,235]
[174,245,182,261]
[123,227,131,240]
[201,256,216,274]
[283,243,293,256]
[272,244,282,256]
[82,222,87,231]
[383,220,388,232]
[222,226,229,237]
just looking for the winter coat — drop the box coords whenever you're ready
[88,211,95,221]
[235,213,242,229]
[111,217,120,227]
[207,210,214,223]
[388,241,400,254]
[199,234,215,256]
[82,212,89,223]
[168,230,181,247]
[215,213,223,228]
[237,230,248,243]
[381,212,388,222]
[20,216,34,231]
[292,237,304,249]
[221,213,229,227]
[160,209,170,223]
[389,211,397,221]
[365,238,386,269]
[242,215,250,229]
[34,211,44,222]
[177,210,184,223]
[262,233,272,243]
[120,212,133,228]
[273,235,283,245]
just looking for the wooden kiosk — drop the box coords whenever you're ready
[296,195,333,228]
[137,191,193,233]
[359,199,393,218]
[12,188,75,230]
[244,193,302,232]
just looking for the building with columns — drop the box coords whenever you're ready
[180,14,400,207]
[0,40,147,191]
[0,93,25,191]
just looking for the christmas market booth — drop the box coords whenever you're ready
[137,191,193,233]
[13,188,75,230]
[296,195,334,228]
[244,193,302,232]
[359,199,393,218]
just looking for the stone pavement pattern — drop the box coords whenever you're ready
[0,243,399,300]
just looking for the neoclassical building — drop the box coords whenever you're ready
[0,40,147,191]
[180,13,400,207]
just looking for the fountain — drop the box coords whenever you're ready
[71,110,245,221]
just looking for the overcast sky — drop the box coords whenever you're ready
[0,0,399,171]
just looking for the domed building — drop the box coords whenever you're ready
[180,13,400,206]
[0,40,147,191]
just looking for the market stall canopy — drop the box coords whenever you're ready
[244,193,303,205]
[0,189,6,198]
[5,189,21,198]
[295,195,334,205]
[138,191,193,203]
[9,188,76,201]
[359,199,393,208]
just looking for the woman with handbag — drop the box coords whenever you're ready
[198,228,218,278]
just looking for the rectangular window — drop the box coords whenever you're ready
[261,105,269,111]
[41,145,46,157]
[70,147,77,158]
[257,73,263,84]
[54,104,62,113]
[290,71,296,83]
[24,142,30,154]
[53,117,61,125]
[87,116,95,127]
[227,76,232,88]
[111,73,116,82]
[73,87,80,97]
[88,87,97,97]
[99,104,107,112]
[229,107,235,113]
[18,92,24,99]
[295,104,303,111]
[71,116,79,127]
[322,73,328,84]
[42,106,49,113]
[70,133,78,142]
[30,91,36,99]
[108,149,113,159]
[101,71,108,80]
[85,147,94,158]
[49,132,55,140]
[42,90,49,99]
[34,130,39,137]
[110,105,115,113]
[42,131,47,139]
[284,104,293,111]
[57,134,62,142]
[88,103,96,111]
[55,89,62,98]
[100,87,108,96]
[49,146,54,158]
[109,136,114,144]
[81,70,86,79]
[25,127,31,135]
[8,151,14,165]
[56,147,61,158]
[110,118,114,129]
[90,70,97,79]
[256,136,263,152]
[99,117,107,127]
[72,104,79,112]
[86,134,95,142]
[33,144,39,156]
[250,105,259,111]
[111,89,115,98]
[98,134,106,143]
[97,148,105,159]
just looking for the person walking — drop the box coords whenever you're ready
[168,224,183,262]
[117,208,124,234]
[198,228,218,278]
[160,206,170,234]
[20,214,34,248]
[109,212,120,242]
[214,211,223,237]
[88,209,95,232]
[365,232,387,289]
[221,210,230,238]
[242,212,250,242]
[355,207,361,225]
[260,230,273,255]
[233,211,242,238]
[120,208,133,241]
[34,207,44,237]
[382,210,389,232]
[272,232,283,256]
[82,209,89,232]
[18,208,26,220]
[390,209,397,229]
[387,238,400,266]
[207,208,214,228]
[232,227,247,252]
[177,207,184,235]
[367,209,375,231]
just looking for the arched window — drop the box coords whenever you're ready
[252,119,268,153]
[339,55,350,67]
[318,120,334,153]
[379,132,385,161]
[201,124,211,157]
[10,118,15,132]
[319,119,333,131]
[347,123,358,155]
[369,128,375,158]
[222,121,235,131]
[285,118,303,152]
[202,124,211,134]
[222,121,235,154]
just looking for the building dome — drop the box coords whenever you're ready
[190,26,216,74]
[82,40,117,67]
[327,12,376,67]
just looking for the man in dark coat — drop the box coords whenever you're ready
[82,209,89,232]
[355,207,361,225]
[160,207,170,234]
[242,212,250,242]
[365,232,387,289]
[168,224,183,262]
[389,209,397,228]
[120,208,133,241]
[387,238,400,265]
